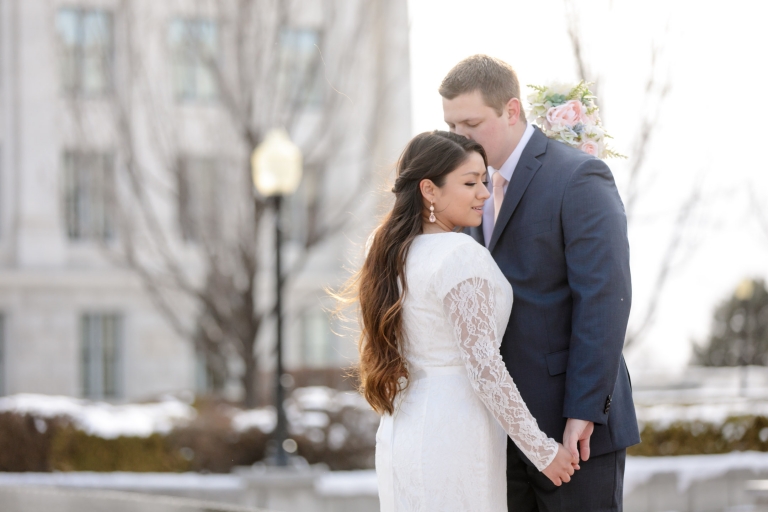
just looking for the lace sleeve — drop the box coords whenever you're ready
[442,276,559,472]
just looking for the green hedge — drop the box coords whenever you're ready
[0,412,58,471]
[11,403,768,472]
[0,397,364,473]
[629,415,768,456]
[50,428,189,472]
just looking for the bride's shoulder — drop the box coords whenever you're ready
[446,231,488,253]
[428,233,499,296]
[417,231,481,251]
[428,232,493,267]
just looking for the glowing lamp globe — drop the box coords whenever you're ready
[251,129,303,197]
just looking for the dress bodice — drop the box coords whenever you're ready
[401,232,512,370]
[398,231,558,472]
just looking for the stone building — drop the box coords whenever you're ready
[0,0,411,402]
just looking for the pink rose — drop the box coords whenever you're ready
[546,100,586,130]
[580,140,599,156]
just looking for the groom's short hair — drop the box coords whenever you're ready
[439,55,526,122]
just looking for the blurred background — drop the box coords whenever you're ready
[0,0,766,511]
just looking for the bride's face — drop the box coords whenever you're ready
[425,151,489,231]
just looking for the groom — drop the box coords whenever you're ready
[441,55,640,511]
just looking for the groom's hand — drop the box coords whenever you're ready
[563,418,594,461]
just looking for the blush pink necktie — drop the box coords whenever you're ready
[492,171,507,222]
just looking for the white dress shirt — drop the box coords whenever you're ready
[483,122,536,247]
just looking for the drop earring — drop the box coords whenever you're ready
[429,202,436,223]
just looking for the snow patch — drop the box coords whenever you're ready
[0,471,242,490]
[314,470,378,497]
[0,394,196,439]
[230,407,276,434]
[624,452,768,494]
[636,400,768,427]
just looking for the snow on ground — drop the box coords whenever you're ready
[624,451,768,494]
[314,470,378,497]
[8,386,768,443]
[0,387,372,439]
[0,471,243,490]
[635,399,768,427]
[230,387,371,435]
[0,394,196,438]
[3,452,768,498]
[290,387,368,412]
[230,407,276,434]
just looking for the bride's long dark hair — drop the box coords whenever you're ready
[344,131,487,414]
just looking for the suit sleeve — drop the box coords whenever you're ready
[561,158,631,425]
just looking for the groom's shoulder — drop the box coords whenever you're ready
[541,137,612,180]
[543,137,594,166]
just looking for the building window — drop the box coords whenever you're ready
[81,313,122,399]
[0,315,5,396]
[301,308,337,368]
[64,152,115,241]
[278,28,323,109]
[56,8,113,96]
[169,19,219,102]
[177,157,219,242]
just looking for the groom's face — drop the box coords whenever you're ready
[442,90,515,169]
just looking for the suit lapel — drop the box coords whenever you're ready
[488,128,548,253]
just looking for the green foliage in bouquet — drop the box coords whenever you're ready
[527,80,625,159]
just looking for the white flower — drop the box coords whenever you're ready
[557,126,579,145]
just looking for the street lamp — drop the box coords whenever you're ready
[251,128,303,466]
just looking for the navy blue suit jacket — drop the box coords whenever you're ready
[468,127,640,463]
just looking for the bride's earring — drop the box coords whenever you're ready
[429,202,436,223]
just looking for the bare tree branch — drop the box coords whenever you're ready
[624,181,703,347]
[563,0,601,99]
[563,4,705,350]
[87,0,393,407]
[750,186,768,242]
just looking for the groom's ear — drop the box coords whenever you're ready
[506,97,521,125]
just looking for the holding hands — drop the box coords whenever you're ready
[542,443,580,486]
[542,418,594,486]
[563,418,594,462]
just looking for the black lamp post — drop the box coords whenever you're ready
[252,129,302,466]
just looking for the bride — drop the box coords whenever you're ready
[347,131,578,511]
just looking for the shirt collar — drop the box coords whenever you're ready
[489,122,535,182]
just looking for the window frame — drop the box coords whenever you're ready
[56,7,115,98]
[277,27,324,111]
[168,17,220,103]
[63,150,116,242]
[81,312,123,400]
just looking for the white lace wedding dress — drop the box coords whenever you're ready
[375,232,558,511]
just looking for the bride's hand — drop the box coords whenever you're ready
[541,443,580,486]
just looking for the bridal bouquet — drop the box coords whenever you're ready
[527,81,625,159]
